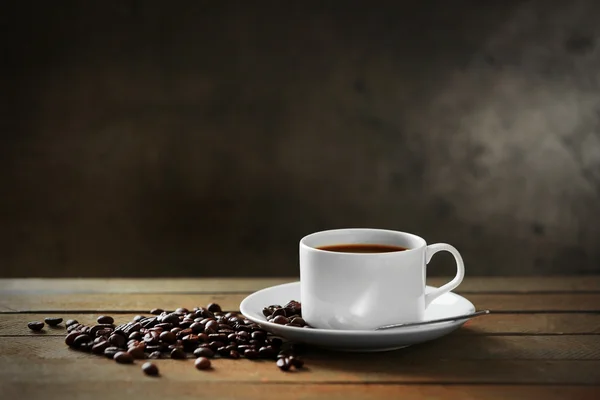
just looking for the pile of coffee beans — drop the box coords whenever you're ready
[262,300,311,328]
[53,302,306,375]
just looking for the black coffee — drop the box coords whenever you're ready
[317,244,407,253]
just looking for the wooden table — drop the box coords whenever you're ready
[1,276,599,399]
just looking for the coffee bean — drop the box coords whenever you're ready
[114,351,134,364]
[159,331,176,344]
[227,333,237,342]
[290,317,306,327]
[97,316,114,325]
[276,357,291,371]
[258,346,276,359]
[272,315,289,325]
[251,331,266,341]
[129,331,142,341]
[74,334,92,348]
[208,333,227,342]
[155,323,173,330]
[141,317,158,329]
[195,357,211,370]
[128,339,140,348]
[148,351,162,359]
[244,349,259,359]
[207,303,222,313]
[132,315,144,322]
[65,331,80,347]
[209,341,224,351]
[65,319,78,327]
[289,356,304,368]
[176,328,193,339]
[170,348,186,359]
[190,322,204,334]
[229,350,241,359]
[175,307,188,314]
[92,340,110,354]
[140,362,159,376]
[104,346,120,359]
[272,308,286,318]
[128,346,146,359]
[44,317,63,327]
[179,321,192,329]
[269,337,283,348]
[27,321,44,331]
[225,344,237,351]
[150,308,164,315]
[193,347,214,358]
[109,334,126,348]
[161,313,180,326]
[205,320,219,332]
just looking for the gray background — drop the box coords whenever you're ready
[2,0,599,277]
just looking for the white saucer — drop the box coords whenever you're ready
[240,282,476,352]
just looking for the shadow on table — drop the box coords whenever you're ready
[302,333,533,383]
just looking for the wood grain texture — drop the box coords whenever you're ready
[2,335,599,360]
[1,383,598,400]
[1,276,598,294]
[0,355,599,384]
[3,313,600,336]
[1,293,599,312]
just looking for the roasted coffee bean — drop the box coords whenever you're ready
[205,320,219,332]
[90,324,114,337]
[244,349,259,359]
[159,330,176,344]
[225,344,237,352]
[195,357,211,370]
[74,334,92,348]
[92,340,110,354]
[198,333,209,343]
[206,303,222,313]
[209,341,224,351]
[149,327,164,333]
[79,342,92,352]
[229,350,241,359]
[128,339,140,348]
[150,308,164,315]
[248,339,261,347]
[289,356,304,368]
[290,317,306,327]
[208,333,227,342]
[128,345,146,359]
[193,347,214,358]
[179,320,192,329]
[133,315,145,322]
[262,307,272,317]
[114,351,134,364]
[269,337,283,348]
[145,345,162,353]
[27,321,44,331]
[217,346,229,356]
[44,317,63,327]
[258,346,276,359]
[141,317,158,329]
[141,362,159,376]
[176,328,193,340]
[170,348,186,360]
[97,316,114,325]
[129,331,142,341]
[155,323,173,330]
[190,322,204,334]
[276,357,291,371]
[104,346,119,359]
[148,351,162,359]
[175,307,188,314]
[109,334,126,348]
[227,333,237,342]
[171,327,182,334]
[65,319,78,327]
[161,313,180,326]
[236,331,250,340]
[272,315,289,325]
[251,331,266,341]
[237,344,251,352]
[65,331,80,347]
[272,308,286,318]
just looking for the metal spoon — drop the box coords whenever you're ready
[376,309,490,330]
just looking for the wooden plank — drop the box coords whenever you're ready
[2,335,599,360]
[0,354,598,384]
[1,276,599,294]
[1,293,599,312]
[3,313,600,336]
[0,382,597,400]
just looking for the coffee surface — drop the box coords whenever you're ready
[317,244,407,253]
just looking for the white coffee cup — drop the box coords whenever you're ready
[299,228,465,330]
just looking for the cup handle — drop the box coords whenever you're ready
[424,243,465,308]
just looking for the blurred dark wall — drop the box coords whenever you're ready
[1,0,599,277]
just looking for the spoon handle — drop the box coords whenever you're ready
[376,309,491,330]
